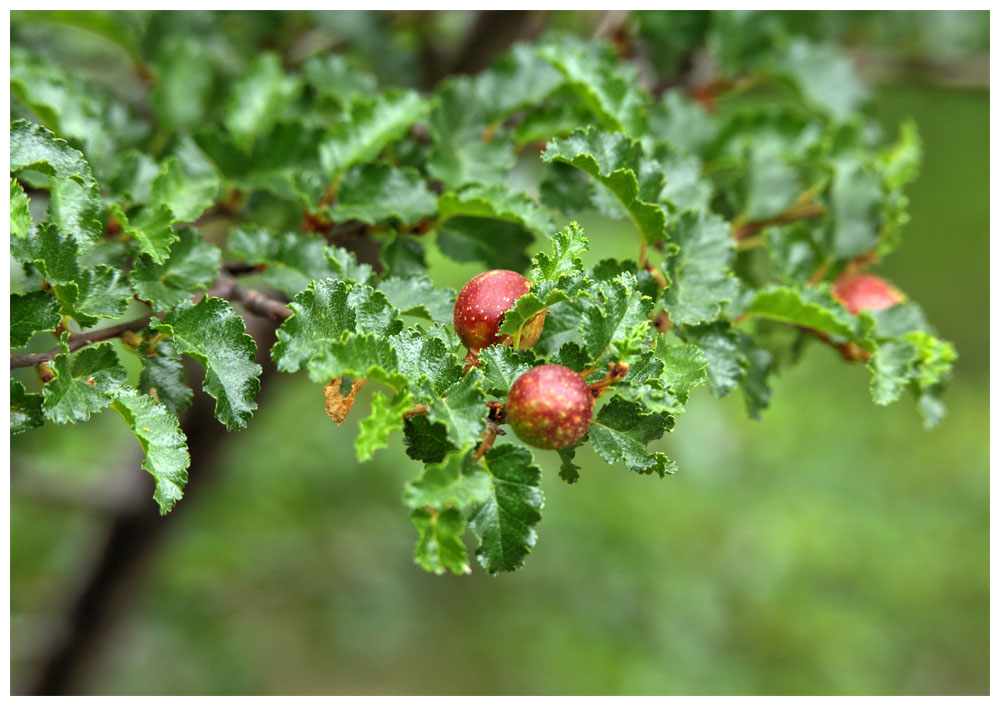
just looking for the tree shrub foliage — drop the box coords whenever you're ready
[9,11,955,575]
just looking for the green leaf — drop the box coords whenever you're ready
[681,321,748,397]
[470,444,544,574]
[325,164,436,225]
[542,128,668,244]
[347,284,403,337]
[10,179,31,238]
[227,227,339,297]
[110,388,190,514]
[438,184,555,238]
[656,339,709,406]
[478,345,537,398]
[153,298,261,430]
[309,333,405,388]
[328,246,375,286]
[410,507,471,576]
[11,379,44,435]
[16,222,80,284]
[53,265,133,329]
[225,53,300,149]
[662,211,739,326]
[777,40,868,121]
[422,368,488,450]
[830,157,882,259]
[530,221,589,284]
[149,156,220,223]
[151,36,215,132]
[379,276,455,323]
[42,339,127,424]
[320,90,430,178]
[10,119,102,247]
[356,390,413,462]
[437,217,534,272]
[589,396,675,477]
[579,271,652,362]
[868,340,917,406]
[390,330,464,397]
[137,338,193,416]
[537,36,648,136]
[11,290,61,348]
[131,227,220,312]
[110,203,177,264]
[557,445,582,484]
[272,279,354,374]
[745,286,858,341]
[303,54,378,107]
[402,415,455,463]
[404,447,491,511]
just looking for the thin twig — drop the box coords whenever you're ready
[732,204,825,242]
[10,316,154,370]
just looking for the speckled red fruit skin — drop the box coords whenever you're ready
[506,364,593,450]
[832,273,905,315]
[453,270,545,353]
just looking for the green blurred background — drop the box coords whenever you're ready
[10,10,989,695]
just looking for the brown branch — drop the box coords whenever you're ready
[10,316,154,370]
[732,203,825,242]
[209,277,292,322]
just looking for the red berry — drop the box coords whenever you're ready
[506,364,593,450]
[453,270,545,353]
[832,273,906,315]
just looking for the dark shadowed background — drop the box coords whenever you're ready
[10,10,989,695]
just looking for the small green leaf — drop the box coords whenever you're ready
[111,203,177,264]
[325,164,436,224]
[402,415,455,463]
[404,447,491,511]
[224,53,300,149]
[422,368,488,450]
[150,156,220,223]
[131,227,220,312]
[11,379,44,435]
[356,390,413,462]
[662,210,739,326]
[379,276,455,323]
[438,184,555,238]
[745,285,858,341]
[390,330,464,397]
[437,217,534,272]
[228,227,339,297]
[11,290,61,348]
[272,279,354,374]
[42,339,127,424]
[137,338,193,416]
[478,345,537,398]
[154,298,261,430]
[110,388,190,514]
[470,444,544,574]
[320,90,430,178]
[589,397,675,477]
[53,265,132,329]
[410,507,471,575]
[10,178,31,238]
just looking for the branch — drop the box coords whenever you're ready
[209,277,292,321]
[10,316,154,370]
[732,203,825,242]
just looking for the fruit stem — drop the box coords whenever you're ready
[586,361,630,398]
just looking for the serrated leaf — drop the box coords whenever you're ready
[137,338,193,416]
[10,120,102,247]
[272,279,354,373]
[228,227,339,297]
[557,445,582,484]
[739,334,773,420]
[655,339,709,405]
[42,340,127,424]
[437,217,534,272]
[681,321,748,397]
[153,298,261,430]
[402,415,455,463]
[10,179,31,238]
[53,265,133,329]
[404,447,491,511]
[303,54,378,106]
[423,368,488,450]
[309,333,404,388]
[111,203,177,264]
[325,164,436,225]
[589,396,675,477]
[478,345,537,398]
[831,157,881,259]
[11,379,44,435]
[542,128,668,244]
[662,211,739,326]
[327,246,375,286]
[347,284,403,337]
[530,221,589,284]
[778,40,868,121]
[356,390,413,462]
[868,340,917,406]
[225,53,300,149]
[379,276,454,323]
[151,35,214,132]
[110,388,190,514]
[150,156,220,223]
[579,271,652,362]
[379,233,427,278]
[11,290,61,348]
[745,286,858,341]
[390,330,464,397]
[470,444,544,574]
[410,507,471,576]
[537,36,648,136]
[320,90,430,178]
[438,184,554,238]
[131,227,220,312]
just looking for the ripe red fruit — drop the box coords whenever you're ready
[453,270,545,354]
[506,364,593,450]
[832,273,906,315]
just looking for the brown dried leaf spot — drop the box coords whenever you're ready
[324,377,367,425]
